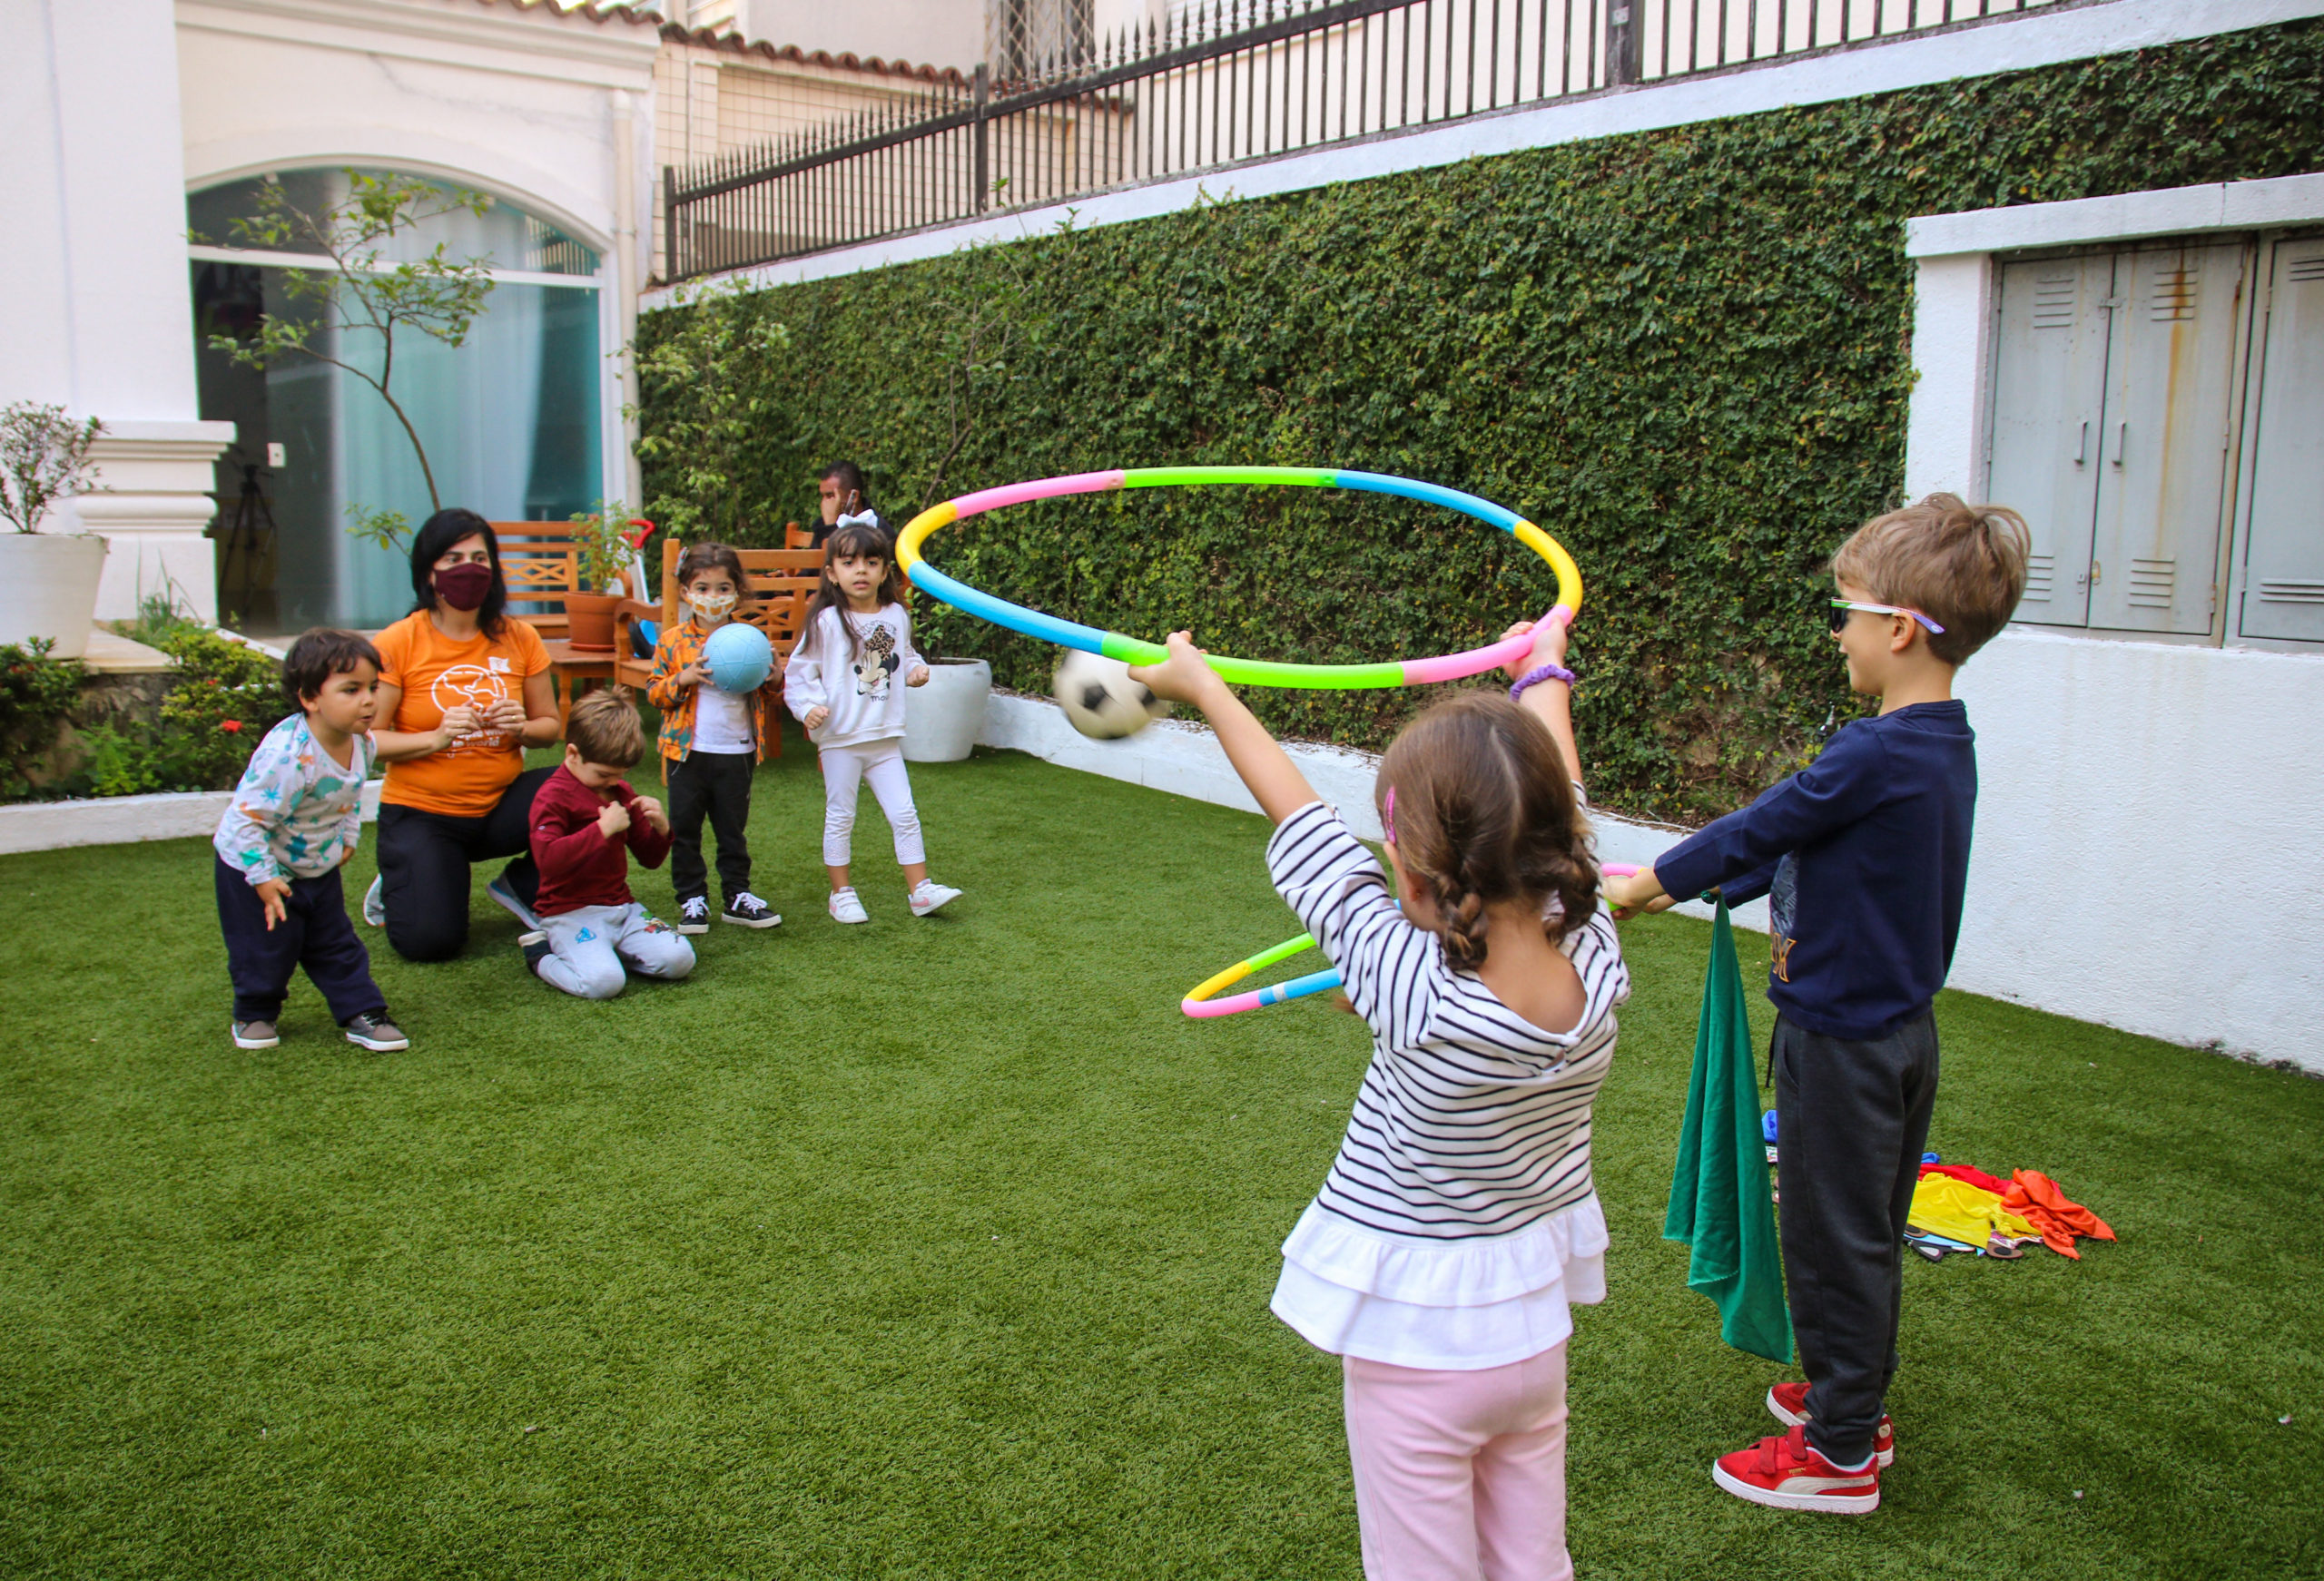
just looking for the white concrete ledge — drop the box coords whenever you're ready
[0,779,380,857]
[1905,170,2324,256]
[974,690,1770,932]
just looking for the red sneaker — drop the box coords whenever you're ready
[1765,1380,1895,1468]
[1712,1425,1881,1514]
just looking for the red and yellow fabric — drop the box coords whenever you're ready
[1907,1174,2039,1250]
[2000,1170,2116,1260]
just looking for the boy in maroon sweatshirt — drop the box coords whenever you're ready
[518,688,695,998]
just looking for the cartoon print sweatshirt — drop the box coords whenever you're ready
[783,603,921,748]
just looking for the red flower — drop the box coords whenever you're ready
[220,719,242,733]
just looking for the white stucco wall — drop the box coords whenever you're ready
[1949,632,2324,1065]
[2,0,235,614]
[175,0,660,261]
[1901,176,2324,1071]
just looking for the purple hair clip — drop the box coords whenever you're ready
[1383,785,1397,844]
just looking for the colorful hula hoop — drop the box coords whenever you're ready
[894,466,1583,688]
[1183,866,1641,1017]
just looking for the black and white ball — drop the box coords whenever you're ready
[1055,650,1172,740]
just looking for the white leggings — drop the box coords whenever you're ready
[819,739,925,868]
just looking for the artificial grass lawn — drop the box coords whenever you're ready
[2,742,2319,1580]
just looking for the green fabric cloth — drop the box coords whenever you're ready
[1661,899,1795,1364]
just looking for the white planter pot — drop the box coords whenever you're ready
[902,658,992,762]
[0,534,109,660]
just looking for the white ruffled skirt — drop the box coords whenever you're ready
[1270,1196,1609,1370]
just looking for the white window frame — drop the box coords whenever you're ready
[1904,172,2324,653]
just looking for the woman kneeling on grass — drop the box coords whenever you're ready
[1133,616,1626,1581]
[360,508,564,962]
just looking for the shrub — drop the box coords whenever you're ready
[0,640,86,800]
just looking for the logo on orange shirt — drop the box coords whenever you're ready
[432,664,513,755]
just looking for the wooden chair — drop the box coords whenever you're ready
[615,538,826,760]
[488,519,618,732]
[784,521,814,549]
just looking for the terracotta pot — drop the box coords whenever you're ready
[565,591,621,652]
[902,657,992,762]
[0,533,109,660]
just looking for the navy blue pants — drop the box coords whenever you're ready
[215,857,387,1025]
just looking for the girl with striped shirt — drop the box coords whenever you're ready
[1134,615,1624,1581]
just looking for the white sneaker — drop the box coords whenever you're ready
[828,887,870,924]
[676,896,712,935]
[361,875,386,928]
[908,879,961,917]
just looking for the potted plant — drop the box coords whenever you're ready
[0,402,109,662]
[566,500,653,652]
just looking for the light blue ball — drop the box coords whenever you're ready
[703,621,773,693]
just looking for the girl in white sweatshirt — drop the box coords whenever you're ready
[783,521,963,923]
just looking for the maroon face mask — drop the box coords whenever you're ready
[434,562,495,611]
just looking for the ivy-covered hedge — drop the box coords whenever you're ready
[640,21,2324,820]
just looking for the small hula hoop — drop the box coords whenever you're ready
[894,466,1582,688]
[1184,866,1641,1017]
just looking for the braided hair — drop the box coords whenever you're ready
[1375,692,1599,967]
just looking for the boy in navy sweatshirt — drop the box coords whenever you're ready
[518,687,694,999]
[1608,495,2029,1516]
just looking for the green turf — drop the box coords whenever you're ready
[2,744,2319,1578]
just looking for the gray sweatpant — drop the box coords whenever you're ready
[537,901,695,1000]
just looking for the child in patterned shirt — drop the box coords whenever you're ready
[212,628,407,1054]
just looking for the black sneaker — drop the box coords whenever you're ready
[342,1012,409,1052]
[722,892,782,928]
[519,930,553,979]
[676,896,712,935]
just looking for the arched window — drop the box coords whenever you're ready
[188,170,613,631]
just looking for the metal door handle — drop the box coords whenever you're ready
[2075,420,2088,466]
[2112,421,2126,467]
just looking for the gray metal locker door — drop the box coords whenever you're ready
[2238,241,2324,643]
[1986,256,2112,626]
[2087,241,2250,634]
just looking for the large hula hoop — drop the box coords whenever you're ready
[1184,866,1641,1017]
[894,466,1582,688]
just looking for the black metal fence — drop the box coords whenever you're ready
[664,0,2058,280]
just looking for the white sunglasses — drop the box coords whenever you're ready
[1829,599,1945,634]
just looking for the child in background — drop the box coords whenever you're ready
[647,541,783,934]
[783,521,961,923]
[1607,495,2030,1515]
[517,687,695,999]
[1133,616,1625,1581]
[212,628,407,1053]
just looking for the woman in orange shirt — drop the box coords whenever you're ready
[361,510,564,961]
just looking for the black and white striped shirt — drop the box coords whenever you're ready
[1265,800,1630,1242]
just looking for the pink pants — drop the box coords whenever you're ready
[1342,1343,1571,1581]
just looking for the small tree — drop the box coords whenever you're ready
[205,171,496,553]
[0,402,105,535]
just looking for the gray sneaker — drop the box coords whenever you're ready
[341,1013,409,1052]
[486,872,539,929]
[361,876,386,928]
[232,1019,279,1050]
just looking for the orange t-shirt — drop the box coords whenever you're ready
[374,610,550,817]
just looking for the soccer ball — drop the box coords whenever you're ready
[1054,650,1171,740]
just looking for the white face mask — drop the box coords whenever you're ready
[691,592,737,618]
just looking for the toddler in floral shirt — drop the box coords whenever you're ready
[212,628,407,1053]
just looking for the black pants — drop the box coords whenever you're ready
[668,751,754,903]
[374,766,553,962]
[215,858,386,1025]
[1772,1009,1941,1466]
